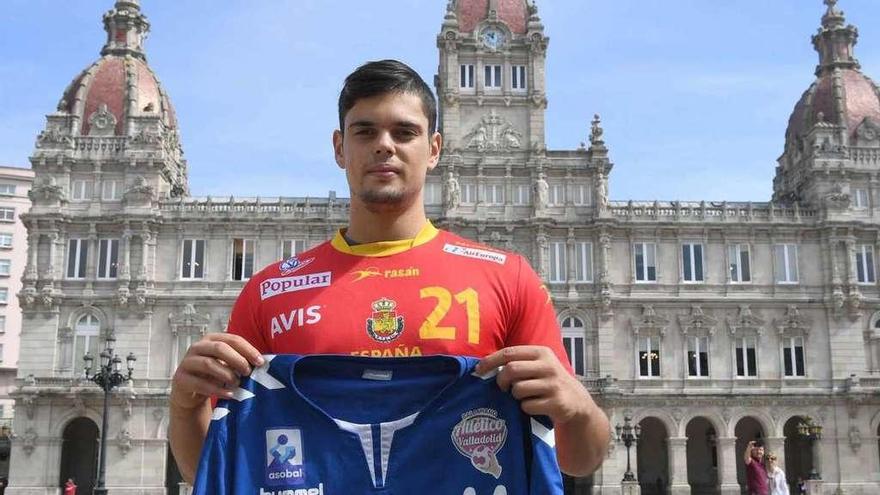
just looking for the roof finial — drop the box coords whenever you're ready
[101,0,150,60]
[813,0,859,75]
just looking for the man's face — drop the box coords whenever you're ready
[752,445,764,459]
[333,92,441,212]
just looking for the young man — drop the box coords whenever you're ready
[169,59,610,482]
[743,440,769,495]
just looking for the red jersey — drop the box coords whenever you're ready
[227,222,571,370]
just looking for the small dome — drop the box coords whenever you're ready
[54,0,177,137]
[785,0,880,144]
[457,0,529,35]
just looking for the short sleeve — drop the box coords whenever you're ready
[506,256,573,374]
[226,276,269,353]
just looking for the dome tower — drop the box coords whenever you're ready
[773,0,880,207]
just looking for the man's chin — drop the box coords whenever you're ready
[358,189,417,212]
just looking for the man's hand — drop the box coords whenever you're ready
[475,345,586,424]
[475,345,610,476]
[170,333,265,410]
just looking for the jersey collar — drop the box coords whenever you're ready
[330,221,439,257]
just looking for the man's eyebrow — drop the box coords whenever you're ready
[348,120,375,129]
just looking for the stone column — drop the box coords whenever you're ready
[118,229,132,281]
[139,231,150,280]
[566,228,577,297]
[716,436,741,495]
[668,437,690,494]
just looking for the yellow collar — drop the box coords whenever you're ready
[330,221,439,257]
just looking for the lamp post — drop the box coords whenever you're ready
[615,415,641,482]
[797,416,823,480]
[83,335,136,495]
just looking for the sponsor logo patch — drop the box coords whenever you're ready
[279,256,314,276]
[443,244,507,265]
[265,428,305,487]
[351,266,421,282]
[366,298,404,343]
[452,408,508,479]
[270,306,322,338]
[260,272,331,300]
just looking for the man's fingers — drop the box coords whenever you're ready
[509,379,548,401]
[180,356,241,386]
[204,333,264,367]
[188,339,252,376]
[171,373,234,409]
[495,360,550,391]
[477,345,546,373]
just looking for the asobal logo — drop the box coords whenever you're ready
[260,272,331,300]
[266,428,305,487]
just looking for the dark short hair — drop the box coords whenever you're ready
[337,59,437,135]
[753,440,764,448]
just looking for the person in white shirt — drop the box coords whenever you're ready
[766,453,790,495]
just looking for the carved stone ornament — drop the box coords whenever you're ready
[21,394,37,419]
[854,117,880,144]
[35,126,73,148]
[169,304,211,336]
[17,428,38,456]
[123,176,156,203]
[824,182,851,209]
[727,305,765,336]
[117,429,133,457]
[444,170,460,209]
[28,175,67,204]
[773,305,812,335]
[678,306,719,335]
[130,123,162,145]
[464,110,523,151]
[88,103,118,137]
[631,305,670,336]
[848,425,862,452]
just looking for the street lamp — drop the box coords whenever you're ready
[797,416,823,480]
[84,334,136,495]
[615,415,641,482]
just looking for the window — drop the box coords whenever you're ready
[0,260,10,277]
[687,336,710,377]
[681,243,704,282]
[0,208,14,222]
[0,289,7,304]
[460,64,475,89]
[782,336,805,377]
[511,65,527,90]
[66,239,88,279]
[0,234,11,248]
[0,184,15,196]
[774,244,799,283]
[513,184,530,205]
[561,317,586,376]
[97,239,119,279]
[0,315,5,334]
[424,182,441,205]
[181,239,205,279]
[549,242,567,283]
[483,184,504,205]
[102,179,122,201]
[574,242,593,282]
[638,336,661,377]
[573,184,590,206]
[549,184,564,205]
[729,244,751,283]
[70,180,94,201]
[634,242,657,282]
[484,65,502,89]
[282,240,307,260]
[735,337,757,377]
[855,244,875,284]
[462,183,477,204]
[176,332,200,370]
[853,188,869,209]
[232,239,255,281]
[73,314,101,375]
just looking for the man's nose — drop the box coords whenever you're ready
[375,131,394,155]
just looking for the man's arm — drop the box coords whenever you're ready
[475,346,611,476]
[169,333,264,482]
[743,441,754,465]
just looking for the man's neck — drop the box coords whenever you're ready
[345,203,429,244]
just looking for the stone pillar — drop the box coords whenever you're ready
[118,229,132,281]
[139,231,150,280]
[716,437,741,495]
[566,228,577,297]
[805,479,823,495]
[668,437,690,494]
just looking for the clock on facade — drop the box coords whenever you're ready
[480,27,505,49]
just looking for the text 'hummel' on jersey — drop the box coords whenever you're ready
[258,485,324,495]
[260,272,331,300]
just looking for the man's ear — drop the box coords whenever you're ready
[427,132,442,171]
[332,130,345,169]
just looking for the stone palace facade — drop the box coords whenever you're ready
[7,0,880,494]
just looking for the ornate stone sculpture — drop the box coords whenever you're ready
[444,170,460,209]
[533,172,549,211]
[464,110,523,151]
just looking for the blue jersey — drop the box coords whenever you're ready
[193,354,564,495]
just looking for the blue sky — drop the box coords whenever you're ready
[1,0,878,202]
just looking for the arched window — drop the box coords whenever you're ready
[561,316,586,376]
[73,314,101,375]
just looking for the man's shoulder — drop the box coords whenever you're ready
[250,240,334,283]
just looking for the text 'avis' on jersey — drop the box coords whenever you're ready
[192,354,564,494]
[270,306,322,338]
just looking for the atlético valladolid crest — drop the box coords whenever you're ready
[451,408,508,479]
[366,298,404,343]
